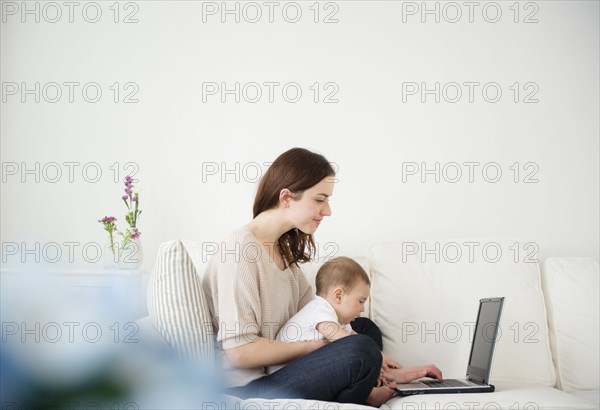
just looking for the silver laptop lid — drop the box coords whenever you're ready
[466,297,505,384]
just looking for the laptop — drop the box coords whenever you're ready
[396,297,505,396]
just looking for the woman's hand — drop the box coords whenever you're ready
[386,364,443,384]
[305,338,328,355]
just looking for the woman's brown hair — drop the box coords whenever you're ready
[253,147,335,267]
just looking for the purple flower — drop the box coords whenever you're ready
[131,195,138,202]
[131,229,141,239]
[122,195,128,200]
[124,176,134,191]
[99,216,117,223]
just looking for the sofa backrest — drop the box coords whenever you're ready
[367,238,556,386]
[541,257,599,392]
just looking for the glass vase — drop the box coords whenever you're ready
[103,240,120,270]
[118,238,143,270]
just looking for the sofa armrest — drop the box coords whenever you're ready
[135,315,172,351]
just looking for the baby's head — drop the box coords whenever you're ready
[315,256,370,325]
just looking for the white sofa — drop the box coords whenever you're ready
[139,238,599,410]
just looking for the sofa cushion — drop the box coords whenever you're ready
[541,257,599,392]
[570,390,600,408]
[220,395,376,410]
[368,238,556,386]
[147,239,214,364]
[383,382,597,410]
[181,239,210,278]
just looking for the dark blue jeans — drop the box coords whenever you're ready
[351,317,383,350]
[227,319,383,404]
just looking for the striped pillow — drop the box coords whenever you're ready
[147,239,214,364]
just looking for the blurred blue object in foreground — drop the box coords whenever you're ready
[1,267,223,409]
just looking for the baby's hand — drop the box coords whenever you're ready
[319,322,340,340]
[381,352,403,371]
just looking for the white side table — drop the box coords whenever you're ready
[1,268,149,319]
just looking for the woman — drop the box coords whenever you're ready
[202,147,441,404]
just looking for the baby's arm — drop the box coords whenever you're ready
[316,321,353,342]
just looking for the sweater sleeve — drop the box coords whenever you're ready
[215,239,262,350]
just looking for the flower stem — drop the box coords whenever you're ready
[109,230,115,256]
[133,197,139,227]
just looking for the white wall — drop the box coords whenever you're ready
[1,1,598,273]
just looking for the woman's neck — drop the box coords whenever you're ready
[246,209,292,245]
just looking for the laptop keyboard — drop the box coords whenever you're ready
[422,379,475,388]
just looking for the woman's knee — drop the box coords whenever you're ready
[339,334,382,367]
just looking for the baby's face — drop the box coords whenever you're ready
[336,281,370,325]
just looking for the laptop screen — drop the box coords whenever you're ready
[466,297,504,384]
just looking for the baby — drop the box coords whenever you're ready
[269,256,397,406]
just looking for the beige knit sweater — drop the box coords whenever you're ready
[202,226,314,387]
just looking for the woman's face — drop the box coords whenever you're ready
[288,176,335,234]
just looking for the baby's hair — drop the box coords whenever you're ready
[315,256,370,297]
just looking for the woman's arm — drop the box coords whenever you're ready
[225,337,326,368]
